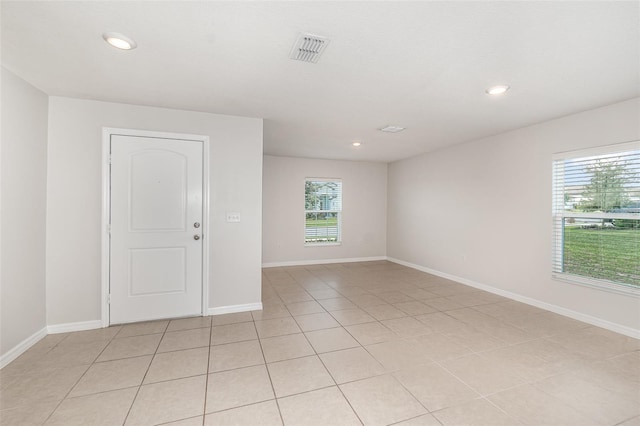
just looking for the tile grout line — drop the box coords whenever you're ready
[298,297,367,426]
[201,316,213,426]
[121,320,169,425]
[252,317,286,426]
[478,395,527,425]
[39,326,123,424]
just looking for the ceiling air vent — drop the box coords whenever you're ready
[289,33,329,63]
[379,125,406,133]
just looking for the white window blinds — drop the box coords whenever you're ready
[552,141,640,291]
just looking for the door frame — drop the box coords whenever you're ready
[101,127,210,327]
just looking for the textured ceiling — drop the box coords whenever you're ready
[2,1,639,162]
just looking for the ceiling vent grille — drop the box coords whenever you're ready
[289,33,329,63]
[379,125,406,133]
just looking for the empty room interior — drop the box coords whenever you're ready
[1,1,639,425]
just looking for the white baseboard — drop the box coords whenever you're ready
[262,256,387,268]
[0,326,48,369]
[387,257,640,340]
[207,302,263,316]
[47,320,103,334]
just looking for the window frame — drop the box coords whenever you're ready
[304,177,342,246]
[551,140,640,296]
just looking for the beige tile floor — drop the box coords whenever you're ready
[1,261,639,425]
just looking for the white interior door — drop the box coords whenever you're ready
[110,134,203,324]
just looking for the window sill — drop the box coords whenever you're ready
[305,242,342,247]
[552,273,640,297]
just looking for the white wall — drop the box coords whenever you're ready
[263,155,387,265]
[46,97,263,326]
[388,98,640,333]
[0,68,48,358]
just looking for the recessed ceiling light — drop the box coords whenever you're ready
[485,85,510,95]
[103,32,137,50]
[379,125,405,133]
[352,141,362,147]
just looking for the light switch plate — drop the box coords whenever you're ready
[226,212,241,223]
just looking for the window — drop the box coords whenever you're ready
[305,178,342,244]
[552,141,639,294]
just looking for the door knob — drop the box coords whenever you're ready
[194,222,200,228]
[194,235,201,240]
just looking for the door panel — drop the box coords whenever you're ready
[129,247,186,295]
[110,135,203,324]
[130,150,187,231]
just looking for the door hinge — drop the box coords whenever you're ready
[107,155,111,165]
